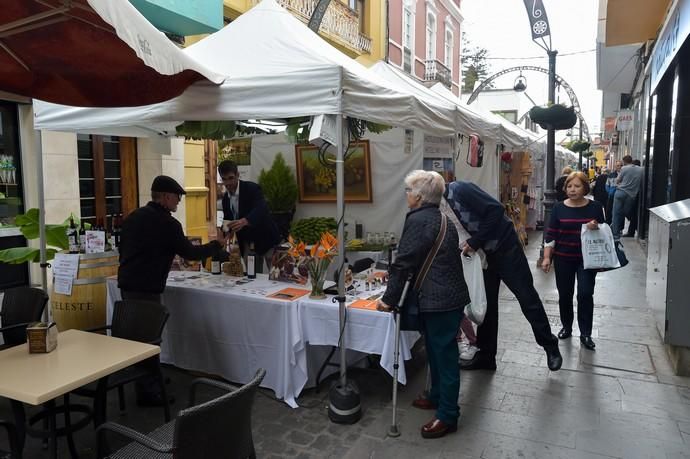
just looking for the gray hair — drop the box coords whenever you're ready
[404,170,445,205]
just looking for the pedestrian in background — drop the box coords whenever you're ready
[624,159,642,237]
[555,166,573,202]
[542,172,605,351]
[605,160,622,224]
[612,155,643,241]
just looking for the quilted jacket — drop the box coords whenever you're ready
[382,204,470,313]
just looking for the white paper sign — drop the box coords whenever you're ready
[52,253,80,279]
[54,275,74,295]
[85,230,106,254]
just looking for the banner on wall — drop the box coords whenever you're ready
[423,134,453,158]
[616,109,634,131]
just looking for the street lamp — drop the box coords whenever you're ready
[522,0,557,248]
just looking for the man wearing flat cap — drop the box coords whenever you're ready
[118,175,224,302]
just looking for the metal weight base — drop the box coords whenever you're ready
[327,380,362,424]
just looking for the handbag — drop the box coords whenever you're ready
[581,223,629,271]
[400,214,447,331]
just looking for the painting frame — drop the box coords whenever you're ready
[295,140,372,203]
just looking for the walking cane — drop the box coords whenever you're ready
[388,274,412,438]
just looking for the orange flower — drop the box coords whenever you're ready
[320,232,337,251]
[310,241,320,258]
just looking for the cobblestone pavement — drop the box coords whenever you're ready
[3,231,690,458]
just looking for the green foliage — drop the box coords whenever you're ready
[582,151,594,158]
[0,208,82,265]
[290,217,338,245]
[566,140,591,153]
[529,104,577,131]
[364,122,392,134]
[258,153,298,213]
[285,117,310,144]
[175,120,237,140]
[462,33,494,94]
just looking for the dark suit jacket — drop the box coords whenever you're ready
[222,180,281,255]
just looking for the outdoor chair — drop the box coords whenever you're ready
[0,419,21,459]
[0,287,49,349]
[73,299,171,423]
[97,368,266,459]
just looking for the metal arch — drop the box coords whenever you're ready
[466,66,590,139]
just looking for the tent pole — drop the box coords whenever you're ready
[336,114,346,385]
[36,129,49,309]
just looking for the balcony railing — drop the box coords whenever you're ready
[424,59,452,88]
[251,0,372,54]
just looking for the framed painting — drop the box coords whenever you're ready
[218,137,251,166]
[295,140,372,203]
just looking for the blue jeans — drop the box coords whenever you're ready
[422,309,462,427]
[553,257,597,336]
[611,190,636,240]
[477,243,557,359]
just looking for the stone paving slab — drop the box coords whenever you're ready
[579,339,654,374]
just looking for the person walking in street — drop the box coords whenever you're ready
[591,167,609,208]
[605,160,622,224]
[118,175,224,405]
[541,172,605,351]
[624,159,642,237]
[377,170,469,439]
[445,181,563,372]
[555,166,573,202]
[612,155,643,241]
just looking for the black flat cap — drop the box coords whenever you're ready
[151,175,186,195]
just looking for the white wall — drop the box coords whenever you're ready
[248,128,424,237]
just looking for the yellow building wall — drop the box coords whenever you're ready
[183,140,210,242]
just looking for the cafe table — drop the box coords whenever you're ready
[0,329,160,458]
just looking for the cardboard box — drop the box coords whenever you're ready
[26,322,58,353]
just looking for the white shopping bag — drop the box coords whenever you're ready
[462,253,487,325]
[581,223,620,270]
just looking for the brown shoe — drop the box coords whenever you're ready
[412,396,437,410]
[421,418,457,439]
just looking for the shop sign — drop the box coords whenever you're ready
[616,109,634,132]
[603,117,616,140]
[423,134,453,158]
[649,0,690,92]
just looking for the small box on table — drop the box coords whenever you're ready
[26,322,58,353]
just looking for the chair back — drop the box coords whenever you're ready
[110,300,169,344]
[0,286,49,345]
[173,369,266,459]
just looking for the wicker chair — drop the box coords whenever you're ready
[97,369,266,459]
[73,299,171,422]
[0,286,49,349]
[0,419,20,459]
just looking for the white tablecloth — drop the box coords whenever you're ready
[106,273,420,407]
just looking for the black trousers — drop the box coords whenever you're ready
[477,243,557,359]
[120,290,164,399]
[553,257,596,336]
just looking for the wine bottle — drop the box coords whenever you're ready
[211,251,221,275]
[246,242,256,279]
[112,215,121,249]
[78,220,86,253]
[67,217,79,254]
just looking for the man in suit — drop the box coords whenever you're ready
[218,160,281,272]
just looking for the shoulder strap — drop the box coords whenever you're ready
[414,214,447,290]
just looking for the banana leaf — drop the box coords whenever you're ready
[14,208,69,250]
[0,247,59,264]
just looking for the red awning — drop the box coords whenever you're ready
[0,0,223,107]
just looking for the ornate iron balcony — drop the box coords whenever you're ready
[424,59,452,88]
[251,0,372,54]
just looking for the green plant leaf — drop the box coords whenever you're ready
[258,153,298,212]
[0,247,58,264]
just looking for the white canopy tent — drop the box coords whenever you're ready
[34,0,461,137]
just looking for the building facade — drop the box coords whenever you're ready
[387,0,463,96]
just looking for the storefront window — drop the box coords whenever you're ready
[0,102,23,228]
[667,73,679,203]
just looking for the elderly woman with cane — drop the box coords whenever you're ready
[377,170,470,439]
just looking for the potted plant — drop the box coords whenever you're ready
[0,208,71,264]
[258,153,298,241]
[529,104,577,131]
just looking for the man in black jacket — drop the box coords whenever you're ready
[118,175,224,406]
[218,160,281,272]
[118,175,224,302]
[445,181,562,372]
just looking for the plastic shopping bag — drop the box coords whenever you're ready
[462,253,487,325]
[581,223,620,270]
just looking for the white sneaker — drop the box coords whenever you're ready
[460,345,479,361]
[457,341,470,356]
